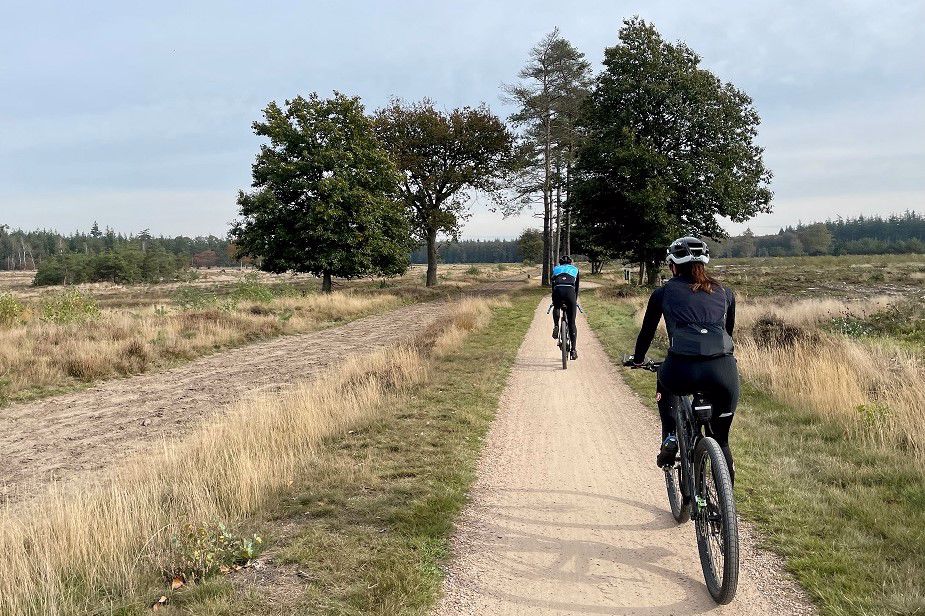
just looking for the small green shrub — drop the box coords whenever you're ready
[173,286,216,311]
[829,312,871,337]
[466,266,481,276]
[40,289,100,325]
[857,402,891,427]
[232,273,274,303]
[0,292,24,327]
[174,268,200,283]
[169,523,263,582]
[861,301,925,344]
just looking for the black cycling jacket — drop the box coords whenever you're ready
[633,275,735,361]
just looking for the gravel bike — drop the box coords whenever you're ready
[623,357,739,604]
[547,302,583,370]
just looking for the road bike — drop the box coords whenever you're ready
[547,302,583,370]
[623,357,739,604]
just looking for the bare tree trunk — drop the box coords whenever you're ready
[638,262,645,286]
[564,160,571,255]
[646,260,661,286]
[322,271,333,293]
[554,155,562,261]
[541,193,551,287]
[426,228,438,287]
[541,109,553,287]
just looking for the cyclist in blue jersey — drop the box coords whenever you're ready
[551,255,580,360]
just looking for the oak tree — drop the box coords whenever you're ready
[231,93,411,292]
[570,18,773,284]
[374,100,516,287]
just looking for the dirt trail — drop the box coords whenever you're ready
[1,300,453,503]
[437,299,814,615]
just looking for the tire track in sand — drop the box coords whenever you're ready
[436,298,815,615]
[1,300,452,504]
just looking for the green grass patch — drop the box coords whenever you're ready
[711,253,925,299]
[583,290,925,616]
[169,291,540,615]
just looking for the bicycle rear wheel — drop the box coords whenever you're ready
[560,327,568,369]
[693,437,739,604]
[664,463,690,523]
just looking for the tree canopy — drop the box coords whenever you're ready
[569,17,773,283]
[231,92,411,292]
[374,99,516,286]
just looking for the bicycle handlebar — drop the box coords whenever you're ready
[547,302,585,314]
[622,354,662,372]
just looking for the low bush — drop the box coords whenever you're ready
[33,248,190,286]
[0,292,24,327]
[173,286,217,311]
[40,289,100,325]
[231,273,275,303]
[751,314,813,348]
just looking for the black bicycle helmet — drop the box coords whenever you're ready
[666,237,710,265]
[558,255,573,265]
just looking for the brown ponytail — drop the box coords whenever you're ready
[676,262,720,293]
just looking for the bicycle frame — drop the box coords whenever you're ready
[675,395,705,514]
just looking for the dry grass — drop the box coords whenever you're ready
[737,329,923,462]
[734,295,893,329]
[0,297,498,615]
[0,291,400,404]
[431,297,508,357]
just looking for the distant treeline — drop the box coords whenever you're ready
[2,223,530,283]
[0,223,242,285]
[410,239,522,264]
[711,212,925,258]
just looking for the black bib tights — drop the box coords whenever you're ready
[551,286,578,350]
[656,354,739,484]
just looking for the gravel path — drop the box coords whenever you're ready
[436,298,815,615]
[1,300,453,504]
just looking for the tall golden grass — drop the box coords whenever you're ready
[737,334,923,458]
[0,297,497,615]
[733,295,893,329]
[0,291,400,403]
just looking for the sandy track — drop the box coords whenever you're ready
[436,299,814,615]
[1,300,453,503]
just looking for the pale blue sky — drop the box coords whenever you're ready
[1,0,922,239]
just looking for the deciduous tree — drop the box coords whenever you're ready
[517,228,544,264]
[374,99,516,287]
[570,18,773,284]
[231,93,411,292]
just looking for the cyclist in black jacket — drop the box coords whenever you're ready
[630,237,740,483]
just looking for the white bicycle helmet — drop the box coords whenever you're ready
[666,237,710,265]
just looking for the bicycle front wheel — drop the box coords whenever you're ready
[693,437,739,604]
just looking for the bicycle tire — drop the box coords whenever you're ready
[560,322,568,370]
[693,436,739,604]
[664,464,690,523]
